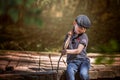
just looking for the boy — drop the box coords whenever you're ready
[61,15,91,80]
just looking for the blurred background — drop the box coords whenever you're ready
[0,0,120,53]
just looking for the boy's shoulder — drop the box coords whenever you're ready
[78,33,88,38]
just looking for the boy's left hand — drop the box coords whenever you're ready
[59,49,67,55]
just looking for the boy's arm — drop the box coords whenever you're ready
[66,44,84,54]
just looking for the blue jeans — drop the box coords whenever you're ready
[66,59,90,80]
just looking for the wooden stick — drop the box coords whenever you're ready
[64,35,72,49]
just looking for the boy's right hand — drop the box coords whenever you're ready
[59,49,67,55]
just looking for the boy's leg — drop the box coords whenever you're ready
[79,60,90,80]
[66,63,78,80]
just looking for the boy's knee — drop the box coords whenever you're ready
[80,71,88,77]
[66,64,77,74]
[79,71,89,80]
[66,67,74,74]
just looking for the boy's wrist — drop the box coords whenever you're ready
[60,49,67,55]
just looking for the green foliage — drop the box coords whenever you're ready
[8,8,19,22]
[8,0,23,5]
[15,0,23,5]
[98,40,119,53]
[24,7,42,25]
[88,39,120,53]
[38,0,57,9]
[95,56,115,64]
[95,57,104,64]
[0,0,42,26]
[25,0,35,8]
[0,0,23,14]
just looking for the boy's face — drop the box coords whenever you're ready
[74,21,86,34]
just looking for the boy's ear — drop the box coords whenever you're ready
[83,28,86,32]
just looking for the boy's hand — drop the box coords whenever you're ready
[59,49,67,55]
[68,31,73,36]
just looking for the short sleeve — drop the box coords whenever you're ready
[79,34,88,47]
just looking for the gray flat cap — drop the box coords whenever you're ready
[75,15,91,28]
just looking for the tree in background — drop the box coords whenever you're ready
[0,0,120,53]
[0,0,42,50]
[0,0,42,29]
